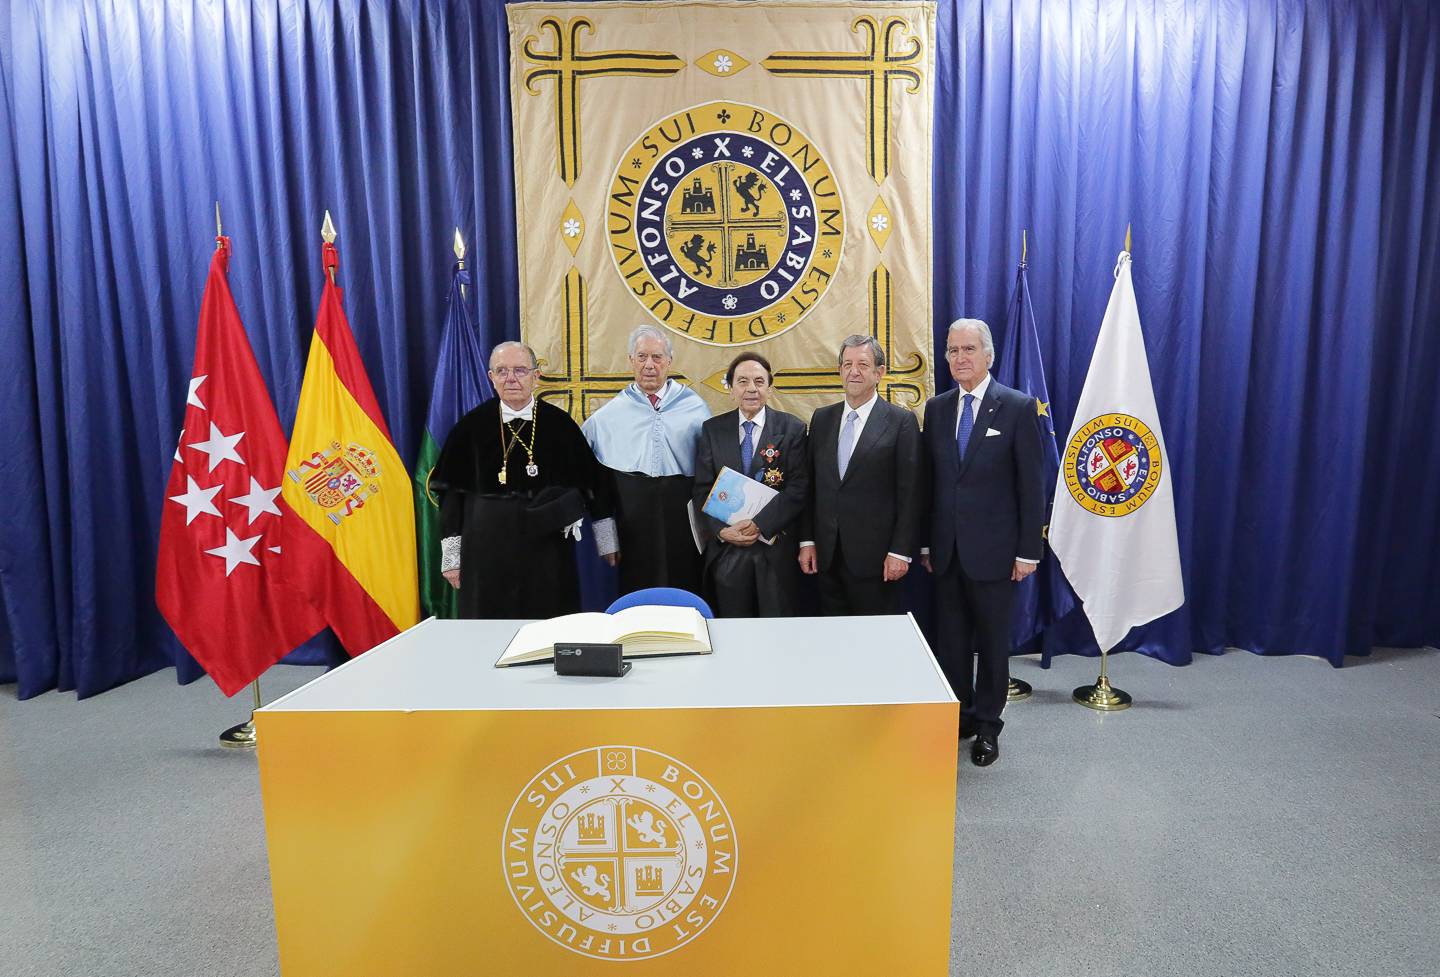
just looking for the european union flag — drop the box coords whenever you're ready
[413,259,493,619]
[995,249,1077,649]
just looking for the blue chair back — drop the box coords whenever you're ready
[606,587,714,620]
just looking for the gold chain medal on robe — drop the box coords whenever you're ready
[607,101,845,347]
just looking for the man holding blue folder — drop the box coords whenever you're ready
[692,353,809,617]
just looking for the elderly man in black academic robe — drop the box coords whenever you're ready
[432,341,616,619]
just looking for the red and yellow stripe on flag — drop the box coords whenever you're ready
[281,241,419,654]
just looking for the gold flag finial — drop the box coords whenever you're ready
[321,210,337,244]
[1021,228,1027,264]
[1124,222,1132,254]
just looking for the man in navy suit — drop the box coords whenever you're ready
[922,318,1044,766]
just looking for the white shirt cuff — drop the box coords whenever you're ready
[1016,557,1039,565]
[887,552,912,564]
[799,540,815,549]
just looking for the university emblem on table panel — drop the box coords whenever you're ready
[608,101,844,346]
[1062,413,1164,517]
[285,441,382,525]
[502,746,738,961]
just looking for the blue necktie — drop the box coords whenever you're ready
[741,419,756,475]
[956,393,975,462]
[837,409,859,479]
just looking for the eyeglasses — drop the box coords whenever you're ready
[491,366,533,379]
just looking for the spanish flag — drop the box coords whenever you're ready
[280,236,419,654]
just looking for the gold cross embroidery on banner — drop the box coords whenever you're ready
[761,16,924,185]
[522,17,686,186]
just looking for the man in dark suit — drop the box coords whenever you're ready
[922,318,1044,767]
[799,335,923,614]
[692,352,809,617]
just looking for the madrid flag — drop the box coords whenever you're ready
[156,239,326,695]
[1049,251,1184,652]
[280,240,420,654]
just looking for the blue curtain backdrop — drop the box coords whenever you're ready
[1,0,1436,699]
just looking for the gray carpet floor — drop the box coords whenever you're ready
[2,647,1437,977]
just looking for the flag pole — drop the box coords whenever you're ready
[215,201,223,249]
[219,679,263,748]
[1007,226,1034,703]
[1071,223,1138,712]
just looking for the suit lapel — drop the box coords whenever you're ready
[939,391,961,473]
[842,401,890,485]
[718,411,744,476]
[958,387,1002,479]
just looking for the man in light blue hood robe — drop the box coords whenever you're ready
[582,325,712,596]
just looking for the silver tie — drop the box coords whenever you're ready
[837,409,859,479]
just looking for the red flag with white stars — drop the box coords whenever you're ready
[156,238,325,695]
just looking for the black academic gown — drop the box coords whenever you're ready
[609,470,702,596]
[432,398,612,619]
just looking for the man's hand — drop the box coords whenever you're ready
[1011,560,1037,582]
[920,554,933,573]
[443,569,460,590]
[883,555,910,582]
[603,551,620,567]
[798,544,818,574]
[719,524,758,547]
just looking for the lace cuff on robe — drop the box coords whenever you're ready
[440,536,461,572]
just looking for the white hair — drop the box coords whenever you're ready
[489,340,538,370]
[627,325,673,358]
[947,318,995,366]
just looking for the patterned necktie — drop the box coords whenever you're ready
[740,419,756,475]
[956,393,975,462]
[647,392,660,409]
[837,409,859,479]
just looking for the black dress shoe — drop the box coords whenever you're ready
[971,734,999,767]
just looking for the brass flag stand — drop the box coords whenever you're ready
[1072,650,1131,711]
[1007,678,1032,701]
[219,679,263,748]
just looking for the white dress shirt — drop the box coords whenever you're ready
[500,398,535,422]
[737,406,767,447]
[953,373,991,435]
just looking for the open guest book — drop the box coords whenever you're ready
[495,605,712,667]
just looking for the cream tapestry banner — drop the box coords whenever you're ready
[507,0,936,421]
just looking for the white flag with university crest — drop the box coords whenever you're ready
[1049,251,1184,653]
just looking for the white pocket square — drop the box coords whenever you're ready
[985,428,1002,437]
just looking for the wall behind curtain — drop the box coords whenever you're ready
[1,0,1437,699]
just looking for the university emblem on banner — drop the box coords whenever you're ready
[503,746,738,961]
[1062,414,1163,517]
[285,441,382,525]
[508,1,936,420]
[608,101,844,346]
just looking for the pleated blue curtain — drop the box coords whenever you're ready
[1,0,1436,699]
[933,0,1440,665]
[0,0,518,698]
